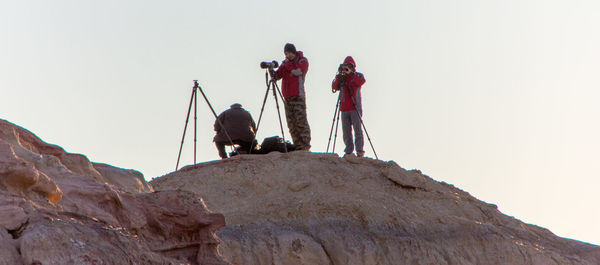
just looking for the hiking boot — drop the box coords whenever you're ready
[357,151,365,157]
[293,145,311,151]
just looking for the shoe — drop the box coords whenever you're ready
[293,145,311,151]
[357,151,365,157]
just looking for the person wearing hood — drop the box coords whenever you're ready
[272,43,311,151]
[332,56,366,157]
[214,103,257,159]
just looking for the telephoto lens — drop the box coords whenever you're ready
[260,60,279,69]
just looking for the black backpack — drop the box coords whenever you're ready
[254,136,295,154]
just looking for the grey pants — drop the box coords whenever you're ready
[341,110,364,154]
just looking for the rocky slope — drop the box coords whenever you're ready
[152,151,600,265]
[0,119,229,265]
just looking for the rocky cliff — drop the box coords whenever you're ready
[152,151,600,265]
[3,117,600,265]
[0,119,229,265]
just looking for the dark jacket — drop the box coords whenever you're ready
[332,56,366,112]
[274,51,309,99]
[214,104,256,143]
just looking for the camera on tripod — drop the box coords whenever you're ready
[260,60,279,69]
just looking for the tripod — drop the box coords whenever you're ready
[326,92,342,153]
[253,69,288,153]
[175,80,234,171]
[326,80,379,160]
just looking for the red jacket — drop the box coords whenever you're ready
[332,56,366,111]
[274,51,308,99]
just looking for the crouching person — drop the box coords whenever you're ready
[214,103,257,159]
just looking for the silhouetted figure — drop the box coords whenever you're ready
[214,103,257,159]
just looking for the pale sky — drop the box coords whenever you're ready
[2,0,599,245]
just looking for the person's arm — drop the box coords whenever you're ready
[291,58,308,77]
[273,60,289,80]
[350,72,366,88]
[332,75,342,92]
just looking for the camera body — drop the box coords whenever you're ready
[260,60,279,69]
[336,65,348,79]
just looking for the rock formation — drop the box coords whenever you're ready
[3,116,600,265]
[152,151,600,265]
[0,119,229,265]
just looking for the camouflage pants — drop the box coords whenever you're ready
[283,96,311,150]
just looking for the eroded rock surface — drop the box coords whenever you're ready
[0,119,229,265]
[152,151,600,265]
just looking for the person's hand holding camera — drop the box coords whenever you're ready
[342,67,351,75]
[338,63,353,75]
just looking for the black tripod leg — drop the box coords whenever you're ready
[274,82,286,105]
[250,72,274,155]
[271,80,288,153]
[356,110,378,159]
[194,85,197,164]
[332,106,341,153]
[255,80,271,134]
[176,88,196,171]
[327,94,341,153]
[196,82,235,149]
[346,87,379,160]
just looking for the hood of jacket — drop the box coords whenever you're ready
[344,56,356,68]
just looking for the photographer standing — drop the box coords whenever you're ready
[332,56,366,157]
[272,43,311,151]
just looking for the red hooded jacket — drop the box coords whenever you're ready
[332,56,366,112]
[274,51,309,99]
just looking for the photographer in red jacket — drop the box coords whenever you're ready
[273,43,311,150]
[332,56,366,157]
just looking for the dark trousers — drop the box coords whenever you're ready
[215,140,254,159]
